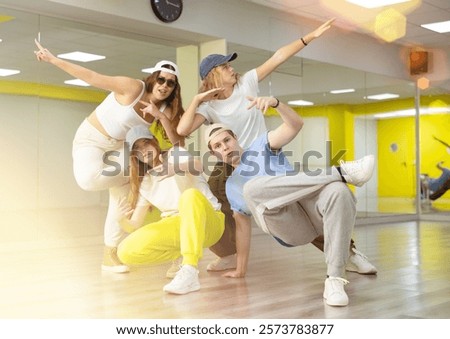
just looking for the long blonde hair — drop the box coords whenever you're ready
[128,138,162,209]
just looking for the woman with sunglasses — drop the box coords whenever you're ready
[34,40,184,274]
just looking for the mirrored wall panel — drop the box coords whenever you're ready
[417,81,450,216]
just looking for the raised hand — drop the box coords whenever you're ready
[198,87,225,102]
[311,18,335,39]
[34,39,57,63]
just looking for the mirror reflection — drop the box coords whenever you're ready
[418,83,450,215]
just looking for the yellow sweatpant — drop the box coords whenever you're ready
[117,188,225,267]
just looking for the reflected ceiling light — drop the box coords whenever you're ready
[330,88,355,94]
[0,68,20,76]
[373,107,450,119]
[421,20,450,33]
[57,51,105,62]
[64,79,90,87]
[366,93,399,100]
[345,0,411,9]
[288,100,314,106]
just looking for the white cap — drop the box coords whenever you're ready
[204,123,233,146]
[145,60,179,77]
[125,125,153,151]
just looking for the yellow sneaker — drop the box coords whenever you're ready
[101,246,129,273]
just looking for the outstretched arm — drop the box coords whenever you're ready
[256,18,335,82]
[34,39,141,98]
[246,96,303,150]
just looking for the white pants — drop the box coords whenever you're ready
[72,119,129,247]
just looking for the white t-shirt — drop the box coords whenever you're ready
[197,69,267,149]
[135,147,221,217]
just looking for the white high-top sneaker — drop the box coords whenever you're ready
[339,155,375,187]
[323,277,349,307]
[346,248,378,274]
[163,265,200,295]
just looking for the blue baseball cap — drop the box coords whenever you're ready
[199,52,238,80]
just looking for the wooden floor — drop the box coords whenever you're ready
[0,221,449,319]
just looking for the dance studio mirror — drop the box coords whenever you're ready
[5,5,448,249]
[416,80,450,217]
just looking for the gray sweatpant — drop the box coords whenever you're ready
[243,167,356,277]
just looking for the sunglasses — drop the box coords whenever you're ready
[156,76,177,88]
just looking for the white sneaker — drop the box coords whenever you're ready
[163,265,200,295]
[166,257,182,278]
[323,277,349,306]
[206,254,237,271]
[339,155,375,187]
[346,248,378,275]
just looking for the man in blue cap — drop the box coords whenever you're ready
[176,18,377,276]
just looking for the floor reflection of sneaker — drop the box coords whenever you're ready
[340,155,375,187]
[206,254,237,271]
[323,277,349,307]
[101,246,129,273]
[163,265,200,295]
[166,257,182,278]
[346,248,378,275]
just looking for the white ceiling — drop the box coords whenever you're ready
[245,0,450,48]
[0,1,448,106]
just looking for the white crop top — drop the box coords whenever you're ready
[95,80,167,140]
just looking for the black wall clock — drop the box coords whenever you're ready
[150,0,183,23]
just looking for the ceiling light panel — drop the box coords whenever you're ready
[64,79,90,87]
[57,51,105,62]
[288,100,314,106]
[421,20,450,33]
[0,68,20,76]
[367,93,399,100]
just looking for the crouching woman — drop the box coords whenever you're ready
[117,125,224,294]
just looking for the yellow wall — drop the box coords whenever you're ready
[289,105,349,166]
[0,80,106,103]
[288,95,450,198]
[378,117,416,197]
